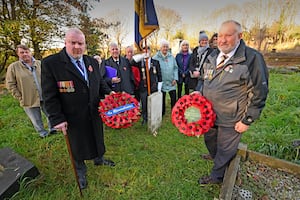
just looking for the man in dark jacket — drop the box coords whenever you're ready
[197,20,269,184]
[131,46,162,125]
[101,42,135,95]
[41,28,115,189]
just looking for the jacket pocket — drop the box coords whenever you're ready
[217,100,238,119]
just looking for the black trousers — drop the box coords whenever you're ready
[140,90,148,121]
[177,82,189,99]
[134,89,140,102]
[74,160,87,179]
[204,126,242,181]
[162,90,176,116]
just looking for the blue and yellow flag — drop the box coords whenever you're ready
[134,0,159,51]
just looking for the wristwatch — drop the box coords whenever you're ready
[242,116,253,125]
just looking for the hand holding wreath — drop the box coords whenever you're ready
[171,93,216,136]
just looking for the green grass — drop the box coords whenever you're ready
[241,71,300,162]
[0,71,299,199]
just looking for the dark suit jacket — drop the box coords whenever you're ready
[136,58,162,93]
[101,56,135,95]
[41,48,111,160]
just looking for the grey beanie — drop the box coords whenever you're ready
[199,31,208,41]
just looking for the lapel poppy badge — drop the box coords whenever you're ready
[88,65,93,72]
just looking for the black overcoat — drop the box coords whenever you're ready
[134,58,162,93]
[101,56,135,95]
[41,48,111,161]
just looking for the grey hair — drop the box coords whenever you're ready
[221,20,242,34]
[125,45,134,53]
[93,55,101,59]
[126,45,134,51]
[109,42,118,49]
[180,40,189,48]
[16,44,30,53]
[65,28,85,40]
[179,40,191,53]
[159,39,170,48]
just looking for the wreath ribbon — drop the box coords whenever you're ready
[99,92,140,129]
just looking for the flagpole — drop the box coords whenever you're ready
[144,39,151,96]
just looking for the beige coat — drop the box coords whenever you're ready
[5,60,41,107]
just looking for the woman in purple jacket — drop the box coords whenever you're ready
[175,40,192,99]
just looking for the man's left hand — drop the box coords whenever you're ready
[235,121,249,133]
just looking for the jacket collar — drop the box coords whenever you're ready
[59,48,91,83]
[207,39,247,66]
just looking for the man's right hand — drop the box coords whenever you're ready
[112,77,121,83]
[54,122,68,135]
[191,91,201,95]
[193,71,200,78]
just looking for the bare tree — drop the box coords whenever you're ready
[99,9,128,56]
[156,6,182,42]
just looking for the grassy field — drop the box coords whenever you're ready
[0,71,299,200]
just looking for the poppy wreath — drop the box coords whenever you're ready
[99,92,140,129]
[171,93,216,136]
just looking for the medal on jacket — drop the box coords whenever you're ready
[151,63,157,74]
[206,69,213,80]
[57,81,75,93]
[224,65,234,73]
[141,67,146,80]
[141,67,147,87]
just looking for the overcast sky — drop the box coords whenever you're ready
[90,0,251,20]
[90,0,300,46]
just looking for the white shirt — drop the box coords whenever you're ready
[217,41,240,66]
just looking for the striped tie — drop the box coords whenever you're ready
[216,55,228,69]
[76,60,84,72]
[76,60,85,78]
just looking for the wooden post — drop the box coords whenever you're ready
[219,155,241,200]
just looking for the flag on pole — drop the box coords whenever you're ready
[134,0,159,51]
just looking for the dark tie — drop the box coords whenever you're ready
[216,55,228,69]
[76,60,84,72]
[116,60,119,65]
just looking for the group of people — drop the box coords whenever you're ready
[99,39,178,123]
[98,32,218,122]
[5,19,269,190]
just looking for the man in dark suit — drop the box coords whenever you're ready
[131,47,162,125]
[101,42,135,95]
[41,28,115,189]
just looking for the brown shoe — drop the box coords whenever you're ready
[200,154,213,160]
[198,175,222,185]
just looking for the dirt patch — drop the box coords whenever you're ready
[232,160,300,200]
[263,52,300,67]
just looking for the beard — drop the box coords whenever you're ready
[70,49,84,59]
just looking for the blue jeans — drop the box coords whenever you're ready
[23,102,53,137]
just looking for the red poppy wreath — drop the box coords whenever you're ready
[99,92,140,129]
[171,93,216,136]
